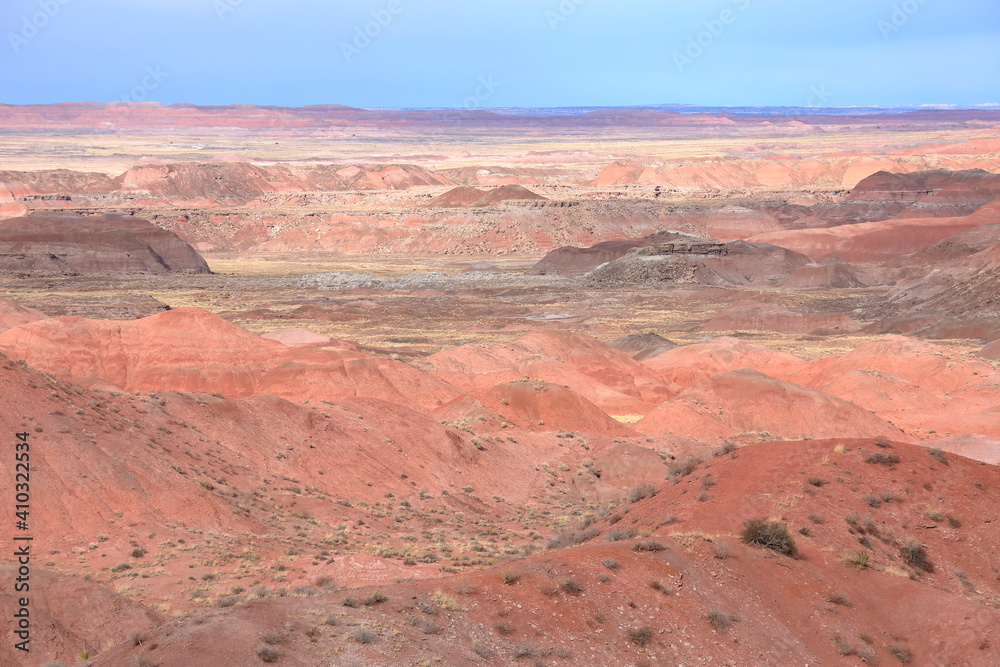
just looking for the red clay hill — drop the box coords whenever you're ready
[0,212,211,274]
[76,438,1000,667]
[427,184,547,208]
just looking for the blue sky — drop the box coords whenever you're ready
[1,0,997,108]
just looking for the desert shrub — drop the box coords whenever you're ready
[495,622,515,635]
[627,483,658,503]
[559,578,584,595]
[865,494,882,508]
[431,590,464,611]
[257,646,279,662]
[827,593,851,606]
[249,585,270,599]
[740,519,798,557]
[947,515,962,529]
[454,579,477,595]
[668,457,702,478]
[632,539,666,552]
[866,452,900,467]
[707,610,735,633]
[111,563,132,573]
[363,590,388,605]
[809,513,824,524]
[714,441,738,457]
[835,637,856,656]
[216,595,240,608]
[341,597,358,608]
[927,447,948,465]
[889,643,912,663]
[353,627,378,645]
[807,477,828,487]
[513,645,538,659]
[858,647,878,664]
[798,526,812,537]
[847,551,870,569]
[874,437,893,448]
[502,569,521,585]
[627,626,654,647]
[714,543,729,560]
[548,527,600,550]
[260,631,282,645]
[471,641,491,658]
[606,526,637,542]
[602,558,620,570]
[900,540,934,573]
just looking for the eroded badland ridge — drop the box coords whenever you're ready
[0,103,999,666]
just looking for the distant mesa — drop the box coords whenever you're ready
[0,212,211,274]
[847,168,1000,206]
[427,184,547,208]
[528,230,699,277]
[582,238,811,288]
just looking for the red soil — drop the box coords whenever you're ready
[0,307,284,395]
[420,331,680,415]
[85,439,1000,667]
[635,369,904,441]
[640,337,811,386]
[432,380,636,436]
[0,298,47,333]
